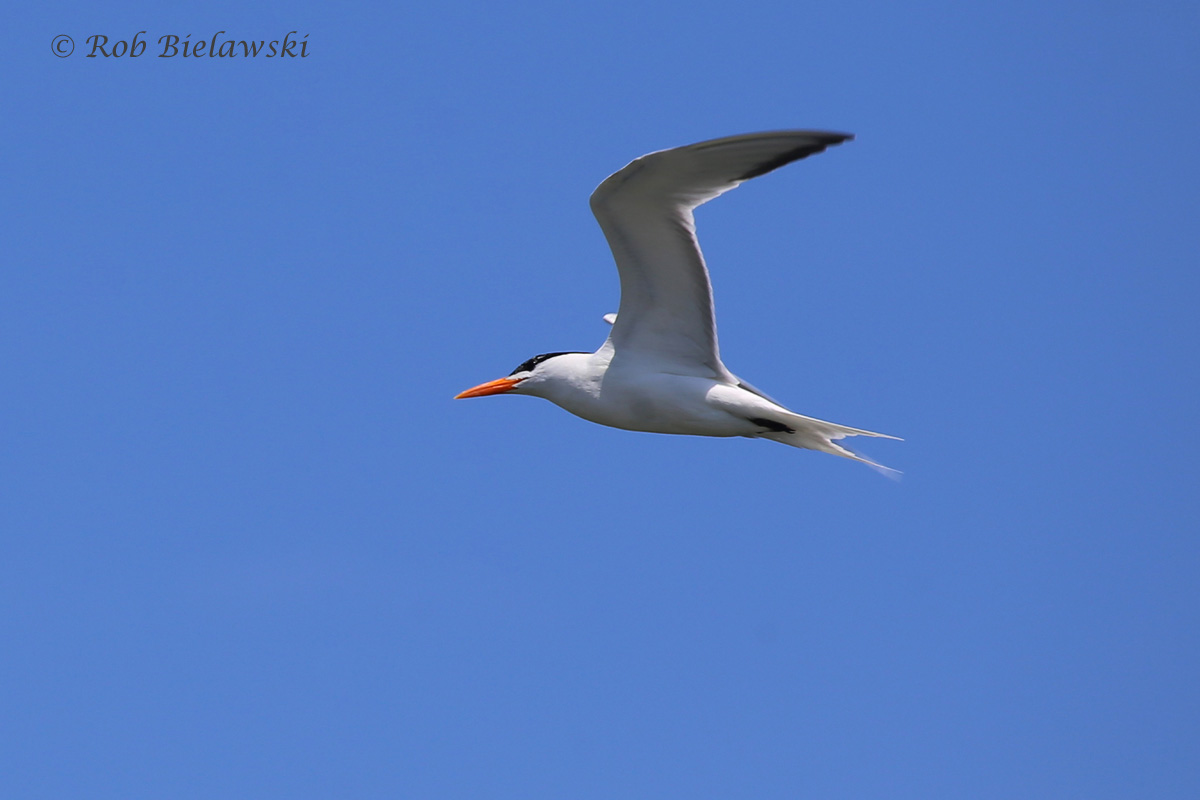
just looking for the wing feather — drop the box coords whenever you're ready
[589,130,852,375]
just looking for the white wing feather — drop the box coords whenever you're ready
[589,130,852,376]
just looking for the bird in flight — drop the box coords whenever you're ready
[456,131,898,472]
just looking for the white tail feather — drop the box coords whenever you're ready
[761,411,902,477]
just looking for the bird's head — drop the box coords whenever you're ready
[454,352,586,399]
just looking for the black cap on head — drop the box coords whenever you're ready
[509,352,587,376]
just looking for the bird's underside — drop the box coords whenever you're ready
[455,131,899,473]
[543,357,899,474]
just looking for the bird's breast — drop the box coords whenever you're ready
[550,370,755,437]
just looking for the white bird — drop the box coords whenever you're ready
[456,131,898,472]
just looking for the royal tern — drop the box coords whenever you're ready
[456,131,898,471]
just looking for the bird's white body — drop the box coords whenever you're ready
[457,131,898,472]
[515,350,758,437]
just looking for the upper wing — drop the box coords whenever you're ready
[589,130,852,376]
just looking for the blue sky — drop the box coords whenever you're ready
[4,1,1198,797]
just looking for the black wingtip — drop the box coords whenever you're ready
[737,133,853,181]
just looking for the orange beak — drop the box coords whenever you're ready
[454,376,522,399]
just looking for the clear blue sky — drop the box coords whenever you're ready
[4,1,1198,797]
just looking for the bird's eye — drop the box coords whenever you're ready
[509,357,539,376]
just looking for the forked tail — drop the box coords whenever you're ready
[760,411,902,477]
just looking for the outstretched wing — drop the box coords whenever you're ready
[589,130,852,375]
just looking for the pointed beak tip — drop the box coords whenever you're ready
[454,377,521,399]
